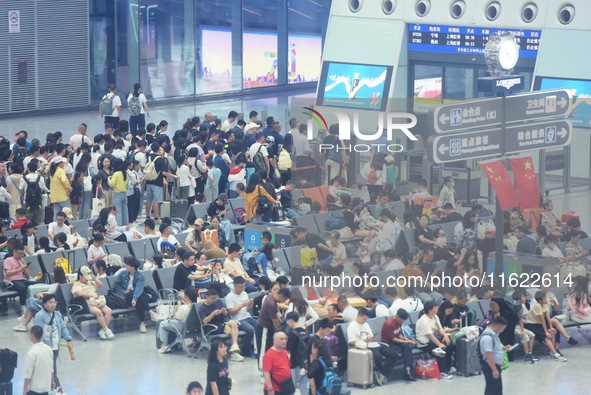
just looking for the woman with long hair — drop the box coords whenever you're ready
[244,173,278,223]
[73,143,91,171]
[49,157,72,220]
[108,158,129,225]
[75,152,94,220]
[458,211,478,251]
[208,216,228,252]
[6,162,23,220]
[567,276,591,323]
[206,339,231,395]
[255,242,276,279]
[286,287,319,329]
[94,207,128,243]
[360,153,386,204]
[98,157,113,207]
[438,176,456,209]
[127,82,150,134]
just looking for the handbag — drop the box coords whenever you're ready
[202,229,220,248]
[87,294,107,308]
[143,285,158,303]
[105,290,128,310]
[256,185,272,215]
[415,358,441,379]
[271,374,295,395]
[91,187,105,218]
[83,169,92,192]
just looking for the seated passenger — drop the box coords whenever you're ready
[286,288,319,329]
[72,266,114,340]
[566,275,591,324]
[524,291,567,362]
[156,289,195,353]
[511,290,538,363]
[112,258,150,333]
[415,301,456,379]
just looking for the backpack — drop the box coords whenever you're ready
[277,148,292,171]
[14,148,28,165]
[292,328,309,369]
[127,149,136,161]
[241,251,257,276]
[0,348,18,382]
[318,358,342,395]
[253,145,266,172]
[128,96,142,117]
[24,175,42,210]
[55,257,72,274]
[366,169,378,184]
[256,186,272,215]
[325,217,347,231]
[402,324,417,348]
[144,156,160,181]
[100,93,114,116]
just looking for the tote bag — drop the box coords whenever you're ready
[91,188,105,218]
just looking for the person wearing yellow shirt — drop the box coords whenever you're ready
[49,157,72,221]
[108,159,129,226]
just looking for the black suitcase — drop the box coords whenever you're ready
[0,381,12,395]
[44,205,53,224]
[0,348,17,382]
[171,199,189,220]
[456,337,482,376]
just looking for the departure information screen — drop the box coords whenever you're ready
[408,24,542,58]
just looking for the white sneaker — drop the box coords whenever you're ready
[375,372,388,386]
[105,329,115,339]
[230,353,244,362]
[149,310,162,322]
[440,373,454,380]
[433,347,446,357]
[229,343,240,353]
[98,329,107,340]
[552,353,567,362]
[158,345,171,354]
[13,324,27,332]
[17,315,24,322]
[139,323,147,333]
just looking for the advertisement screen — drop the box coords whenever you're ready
[316,61,393,111]
[201,28,233,92]
[287,34,322,84]
[243,31,278,88]
[537,77,591,129]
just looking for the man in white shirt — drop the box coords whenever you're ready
[346,308,388,385]
[385,288,406,316]
[99,84,122,129]
[157,224,181,254]
[337,295,358,323]
[224,243,258,292]
[69,123,93,151]
[248,132,270,174]
[222,110,238,132]
[225,276,257,357]
[48,212,72,244]
[24,325,54,395]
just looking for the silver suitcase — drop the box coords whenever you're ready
[347,348,374,389]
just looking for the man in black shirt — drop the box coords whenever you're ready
[290,227,334,266]
[450,290,473,326]
[418,247,442,277]
[285,311,309,394]
[145,143,176,222]
[279,181,305,218]
[173,252,198,293]
[207,193,229,219]
[308,318,334,365]
[442,203,463,223]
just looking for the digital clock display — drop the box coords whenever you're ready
[408,24,542,58]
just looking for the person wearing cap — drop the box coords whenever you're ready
[49,156,72,221]
[72,266,114,340]
[47,211,72,246]
[185,217,205,253]
[113,258,151,333]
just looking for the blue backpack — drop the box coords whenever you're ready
[325,217,347,231]
[318,358,342,395]
[241,251,257,276]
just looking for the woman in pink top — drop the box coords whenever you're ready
[567,275,591,323]
[3,243,36,313]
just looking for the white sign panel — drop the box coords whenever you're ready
[8,11,20,34]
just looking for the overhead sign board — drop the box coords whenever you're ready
[428,129,504,163]
[505,89,573,123]
[505,119,572,154]
[431,98,503,134]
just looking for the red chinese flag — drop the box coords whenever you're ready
[479,159,518,210]
[509,156,540,210]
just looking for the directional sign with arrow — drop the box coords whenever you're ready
[428,128,504,163]
[505,89,573,124]
[431,97,503,134]
[505,119,573,154]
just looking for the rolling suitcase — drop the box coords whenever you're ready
[347,348,374,389]
[456,337,482,376]
[324,334,339,358]
[160,201,171,218]
[44,205,53,224]
[171,199,189,220]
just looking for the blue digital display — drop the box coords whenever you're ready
[316,61,393,111]
[538,77,591,129]
[408,24,542,59]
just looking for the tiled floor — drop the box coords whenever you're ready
[0,310,589,395]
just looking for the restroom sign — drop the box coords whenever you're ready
[9,11,20,34]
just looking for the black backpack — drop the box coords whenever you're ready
[0,348,18,382]
[14,148,28,166]
[24,175,43,210]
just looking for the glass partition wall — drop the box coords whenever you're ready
[89,0,331,102]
